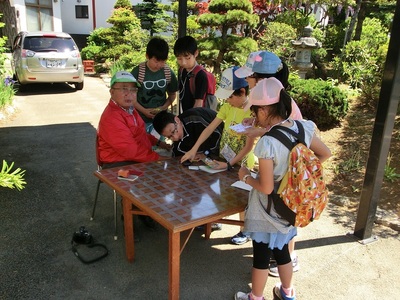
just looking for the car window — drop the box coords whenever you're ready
[23,37,77,52]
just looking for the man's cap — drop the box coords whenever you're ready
[110,71,140,87]
[252,51,283,75]
[215,66,249,99]
[234,51,262,78]
[244,77,284,111]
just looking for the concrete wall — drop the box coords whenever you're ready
[61,0,141,35]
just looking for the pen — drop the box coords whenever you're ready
[241,156,248,168]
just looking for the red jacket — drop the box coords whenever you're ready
[98,100,159,164]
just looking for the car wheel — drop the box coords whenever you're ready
[74,81,84,90]
[18,82,28,92]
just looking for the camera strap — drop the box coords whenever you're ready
[71,240,109,264]
[71,227,108,264]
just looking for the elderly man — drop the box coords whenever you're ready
[98,71,170,168]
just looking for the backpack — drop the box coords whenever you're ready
[137,62,171,85]
[265,120,328,227]
[181,65,217,111]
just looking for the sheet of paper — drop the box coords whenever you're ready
[231,172,257,191]
[231,180,252,191]
[229,124,251,133]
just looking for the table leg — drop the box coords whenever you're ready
[169,231,180,300]
[123,197,135,262]
[205,223,212,239]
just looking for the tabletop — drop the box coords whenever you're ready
[95,159,249,232]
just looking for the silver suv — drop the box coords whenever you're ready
[11,31,84,91]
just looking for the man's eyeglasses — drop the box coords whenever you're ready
[113,87,138,93]
[166,122,178,139]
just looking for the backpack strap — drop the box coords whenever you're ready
[188,65,204,100]
[264,120,306,149]
[139,63,171,86]
[163,65,171,84]
[138,62,146,83]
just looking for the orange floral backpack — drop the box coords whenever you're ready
[265,121,328,227]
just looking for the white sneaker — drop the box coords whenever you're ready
[269,255,300,277]
[234,292,250,300]
[231,231,251,245]
[234,292,265,300]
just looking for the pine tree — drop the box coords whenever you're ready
[197,0,259,75]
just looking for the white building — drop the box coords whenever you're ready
[0,0,143,48]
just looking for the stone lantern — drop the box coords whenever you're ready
[291,25,322,79]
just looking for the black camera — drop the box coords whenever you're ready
[72,226,93,244]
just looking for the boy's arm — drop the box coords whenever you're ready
[133,101,155,119]
[161,91,176,110]
[180,117,223,162]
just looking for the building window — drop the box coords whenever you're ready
[75,6,89,19]
[25,0,53,31]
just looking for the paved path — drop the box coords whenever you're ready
[0,76,399,299]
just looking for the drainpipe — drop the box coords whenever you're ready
[92,0,96,29]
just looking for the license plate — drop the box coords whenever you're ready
[46,59,62,68]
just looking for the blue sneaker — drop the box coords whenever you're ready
[231,231,251,245]
[272,284,295,300]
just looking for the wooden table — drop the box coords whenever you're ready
[94,158,249,300]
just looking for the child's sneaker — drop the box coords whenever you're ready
[231,231,251,245]
[272,284,296,300]
[234,292,251,300]
[269,255,299,277]
[234,292,265,300]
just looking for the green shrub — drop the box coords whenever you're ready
[332,18,389,104]
[0,160,26,191]
[290,78,348,130]
[0,76,16,108]
[81,5,148,73]
[258,22,297,62]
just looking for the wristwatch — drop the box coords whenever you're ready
[242,174,251,183]
[227,161,233,171]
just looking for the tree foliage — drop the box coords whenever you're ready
[196,0,259,74]
[0,14,7,77]
[258,22,297,62]
[135,0,171,36]
[333,17,389,103]
[81,1,148,72]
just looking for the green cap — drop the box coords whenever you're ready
[110,71,140,87]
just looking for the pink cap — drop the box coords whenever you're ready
[244,77,284,111]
